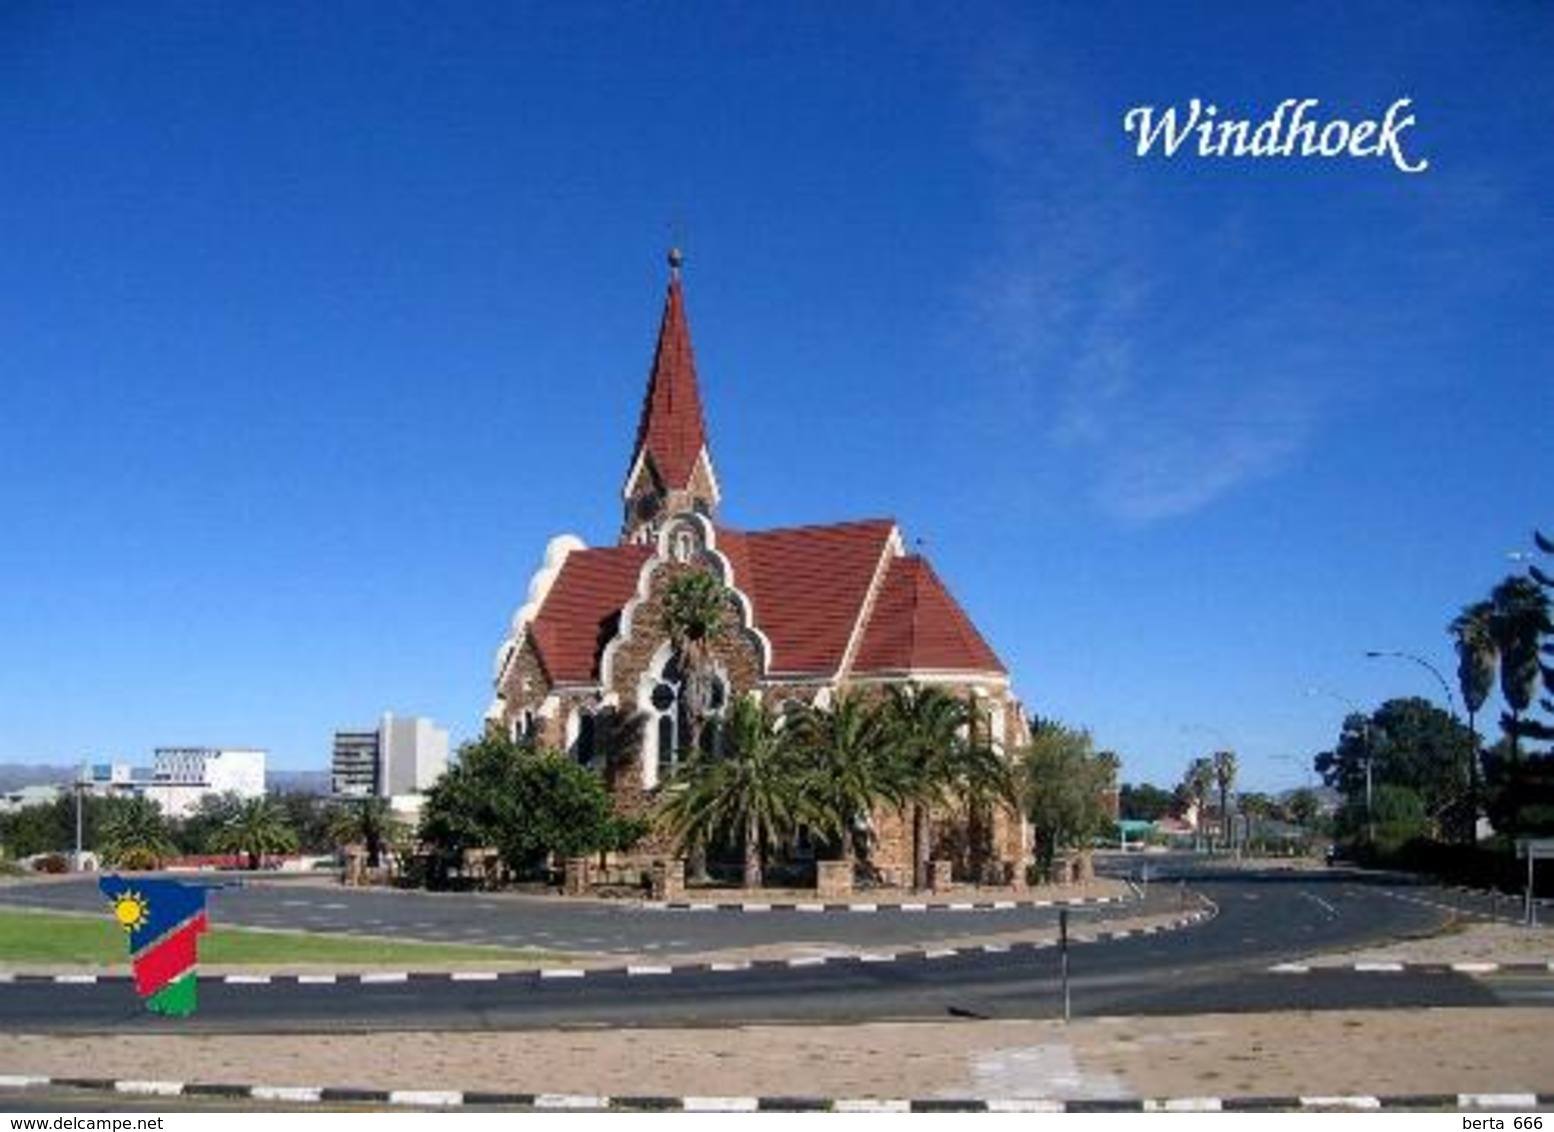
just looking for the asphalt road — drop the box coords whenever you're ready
[0,873,1152,954]
[4,864,1548,1033]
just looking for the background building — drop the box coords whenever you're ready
[332,714,448,801]
[142,747,266,819]
[77,749,266,818]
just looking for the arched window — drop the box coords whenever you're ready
[651,655,685,778]
[575,712,597,767]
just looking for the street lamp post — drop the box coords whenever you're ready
[1363,650,1459,719]
[1363,649,1474,838]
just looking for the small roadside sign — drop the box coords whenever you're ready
[1516,839,1554,860]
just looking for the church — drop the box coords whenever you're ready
[488,252,1030,881]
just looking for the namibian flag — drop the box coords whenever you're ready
[99,876,211,1016]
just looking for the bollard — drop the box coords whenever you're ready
[1059,908,1071,1023]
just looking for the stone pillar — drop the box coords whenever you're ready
[651,858,686,901]
[1075,851,1094,883]
[343,846,364,887]
[930,859,954,893]
[816,860,853,899]
[564,856,591,896]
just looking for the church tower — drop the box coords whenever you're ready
[620,249,721,544]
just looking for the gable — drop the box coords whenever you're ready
[851,554,1006,676]
[529,544,654,685]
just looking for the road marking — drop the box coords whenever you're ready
[297,975,337,984]
[836,1099,911,1112]
[54,975,97,984]
[684,1096,760,1111]
[900,903,928,913]
[786,957,827,968]
[115,1080,184,1096]
[858,953,897,963]
[1270,963,1311,974]
[1147,1097,1222,1112]
[359,972,409,983]
[795,903,825,913]
[253,1086,322,1103]
[1353,962,1404,973]
[1450,962,1500,973]
[925,948,958,959]
[1460,1093,1538,1108]
[1298,891,1338,918]
[627,965,673,976]
[710,961,750,972]
[540,968,585,979]
[1300,1095,1380,1109]
[390,1090,462,1106]
[987,1099,1064,1112]
[451,972,500,981]
[534,1094,607,1109]
[847,904,878,913]
[0,1075,50,1088]
[224,975,271,985]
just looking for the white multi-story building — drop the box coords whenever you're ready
[331,714,448,802]
[141,747,266,818]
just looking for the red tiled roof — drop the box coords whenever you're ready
[852,555,1006,676]
[628,277,710,491]
[529,544,652,684]
[716,518,896,676]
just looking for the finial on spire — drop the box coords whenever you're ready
[667,246,684,280]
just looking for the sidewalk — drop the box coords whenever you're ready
[3,1009,1550,1103]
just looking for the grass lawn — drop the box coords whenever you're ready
[0,907,564,968]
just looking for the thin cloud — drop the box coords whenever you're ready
[962,40,1341,525]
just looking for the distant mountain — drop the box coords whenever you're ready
[0,764,76,792]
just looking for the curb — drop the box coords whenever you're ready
[0,907,1216,988]
[644,894,1128,913]
[1269,960,1554,975]
[0,1077,1546,1111]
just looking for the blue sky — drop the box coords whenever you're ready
[2,2,1550,792]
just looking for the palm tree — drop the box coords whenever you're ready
[881,685,968,890]
[329,797,398,869]
[98,796,175,868]
[791,692,895,873]
[215,797,299,870]
[1183,757,1214,851]
[951,699,1018,882]
[1489,575,1552,756]
[660,570,731,759]
[1212,750,1238,852]
[658,697,804,888]
[1450,599,1497,812]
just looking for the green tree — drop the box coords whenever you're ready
[658,697,806,888]
[1118,782,1174,822]
[419,734,625,879]
[1450,598,1498,810]
[1022,721,1110,881]
[1212,749,1238,851]
[1314,697,1475,842]
[791,692,894,870]
[213,796,299,870]
[1286,786,1322,832]
[1488,575,1552,755]
[881,685,969,890]
[98,796,175,868]
[329,796,402,869]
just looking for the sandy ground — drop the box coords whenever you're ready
[2,1010,1551,1100]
